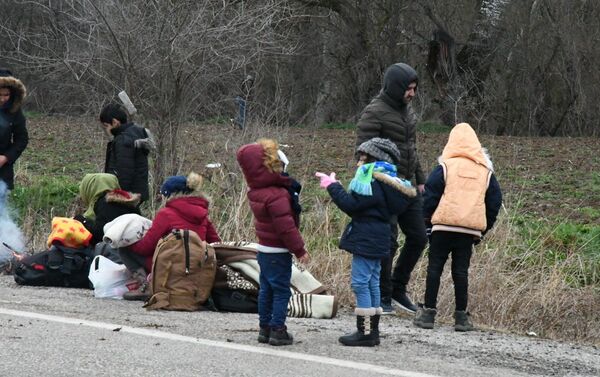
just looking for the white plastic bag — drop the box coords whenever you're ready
[88,255,132,299]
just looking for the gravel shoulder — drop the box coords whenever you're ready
[0,276,598,377]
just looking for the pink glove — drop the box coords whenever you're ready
[315,172,337,188]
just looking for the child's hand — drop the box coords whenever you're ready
[315,172,337,188]
[297,253,310,264]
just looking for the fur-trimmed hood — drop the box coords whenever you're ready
[236,139,291,189]
[373,172,417,198]
[439,123,494,171]
[105,189,141,208]
[0,70,26,114]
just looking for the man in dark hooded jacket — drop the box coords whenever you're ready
[99,103,151,203]
[0,69,28,191]
[355,63,427,314]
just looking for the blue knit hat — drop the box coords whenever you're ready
[160,176,190,197]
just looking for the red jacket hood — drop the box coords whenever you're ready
[237,143,291,189]
[165,196,209,224]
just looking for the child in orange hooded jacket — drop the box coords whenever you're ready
[414,123,502,331]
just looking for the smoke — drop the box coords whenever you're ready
[0,180,25,267]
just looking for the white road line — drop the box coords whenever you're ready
[0,307,438,377]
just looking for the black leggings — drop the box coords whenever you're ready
[424,231,474,311]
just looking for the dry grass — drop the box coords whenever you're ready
[11,116,600,345]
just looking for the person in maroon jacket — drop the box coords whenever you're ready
[237,138,309,346]
[121,172,221,300]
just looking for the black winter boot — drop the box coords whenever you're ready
[370,308,381,345]
[268,326,294,346]
[339,308,378,347]
[391,286,417,314]
[413,303,437,329]
[454,310,475,332]
[258,326,270,344]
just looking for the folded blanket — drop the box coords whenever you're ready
[288,293,338,319]
[215,242,336,319]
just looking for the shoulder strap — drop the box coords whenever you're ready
[183,230,190,275]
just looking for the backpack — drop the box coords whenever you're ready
[211,288,258,313]
[144,229,216,311]
[14,245,94,288]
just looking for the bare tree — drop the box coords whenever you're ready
[0,0,302,181]
[2,0,600,136]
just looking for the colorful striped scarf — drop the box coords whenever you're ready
[348,161,397,196]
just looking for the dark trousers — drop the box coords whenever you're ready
[380,194,428,299]
[119,248,148,274]
[424,231,474,311]
[257,252,292,329]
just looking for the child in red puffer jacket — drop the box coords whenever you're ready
[237,138,309,346]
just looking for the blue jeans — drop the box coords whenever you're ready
[234,96,246,129]
[351,254,381,309]
[257,252,292,329]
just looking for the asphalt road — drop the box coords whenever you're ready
[0,276,598,377]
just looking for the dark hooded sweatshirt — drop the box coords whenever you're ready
[0,70,28,190]
[355,63,425,185]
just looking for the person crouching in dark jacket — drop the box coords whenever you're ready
[75,173,141,245]
[237,138,309,347]
[414,123,502,332]
[99,103,153,203]
[316,137,417,347]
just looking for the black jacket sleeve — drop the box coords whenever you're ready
[422,165,445,229]
[5,112,28,163]
[484,173,502,233]
[326,182,380,216]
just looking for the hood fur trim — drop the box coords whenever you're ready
[0,76,26,113]
[105,190,141,207]
[257,138,283,174]
[373,172,417,198]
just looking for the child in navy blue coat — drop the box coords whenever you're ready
[316,137,416,347]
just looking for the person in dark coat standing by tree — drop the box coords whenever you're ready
[355,62,427,315]
[99,103,151,203]
[0,69,28,191]
[232,74,254,129]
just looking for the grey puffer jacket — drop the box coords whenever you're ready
[355,98,425,185]
[355,63,425,185]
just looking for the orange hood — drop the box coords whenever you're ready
[440,123,491,169]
